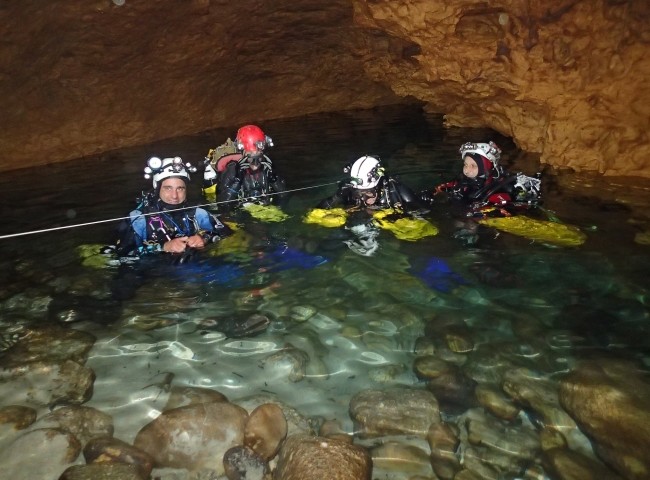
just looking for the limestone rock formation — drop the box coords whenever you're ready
[353,0,650,176]
[1,0,648,176]
[0,0,402,172]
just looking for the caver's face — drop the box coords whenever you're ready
[159,178,187,205]
[354,188,377,206]
[462,156,479,179]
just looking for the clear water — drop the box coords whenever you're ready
[1,104,649,477]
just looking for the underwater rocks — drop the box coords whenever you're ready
[133,401,249,474]
[274,434,372,480]
[0,359,95,409]
[349,388,440,438]
[244,403,288,461]
[207,313,272,338]
[259,343,310,383]
[29,405,113,448]
[59,463,146,480]
[0,325,96,367]
[83,436,154,478]
[558,358,650,480]
[223,445,270,480]
[0,427,81,480]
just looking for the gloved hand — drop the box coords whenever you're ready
[234,157,249,180]
[419,189,435,205]
[260,157,273,171]
[203,163,217,182]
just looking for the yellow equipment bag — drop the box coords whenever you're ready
[304,208,348,228]
[372,209,438,241]
[479,216,586,247]
[208,221,252,258]
[242,203,289,222]
[76,244,114,269]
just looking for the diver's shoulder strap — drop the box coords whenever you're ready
[129,210,147,242]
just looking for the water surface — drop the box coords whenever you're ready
[1,104,649,478]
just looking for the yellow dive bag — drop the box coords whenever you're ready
[303,208,348,228]
[242,203,289,222]
[76,244,115,269]
[479,216,586,247]
[372,209,438,241]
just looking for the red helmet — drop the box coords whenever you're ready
[235,125,273,153]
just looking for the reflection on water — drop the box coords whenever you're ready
[1,105,649,479]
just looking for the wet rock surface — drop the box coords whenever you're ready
[274,434,372,480]
[133,401,249,474]
[559,358,650,480]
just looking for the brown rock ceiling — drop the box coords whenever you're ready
[1,0,649,177]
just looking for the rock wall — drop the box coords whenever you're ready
[0,0,403,172]
[1,0,649,177]
[352,0,650,177]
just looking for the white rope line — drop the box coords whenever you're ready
[0,181,339,240]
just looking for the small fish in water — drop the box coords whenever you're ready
[142,371,175,400]
[210,314,271,338]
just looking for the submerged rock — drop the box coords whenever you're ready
[0,428,81,480]
[210,313,271,338]
[83,436,154,478]
[0,325,96,367]
[59,463,145,480]
[259,343,309,382]
[223,445,270,480]
[558,358,650,480]
[163,385,229,411]
[133,401,248,475]
[543,447,624,480]
[0,405,37,430]
[349,388,440,438]
[29,405,113,447]
[244,403,288,461]
[427,422,461,480]
[371,441,433,477]
[274,434,371,480]
[0,359,95,409]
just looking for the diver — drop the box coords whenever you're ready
[420,141,542,218]
[318,155,425,212]
[203,124,287,214]
[114,156,232,259]
[312,155,432,255]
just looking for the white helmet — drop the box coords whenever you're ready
[145,156,191,189]
[348,156,384,189]
[459,141,502,167]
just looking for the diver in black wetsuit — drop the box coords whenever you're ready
[315,155,427,256]
[207,125,287,214]
[318,155,425,212]
[115,156,231,258]
[420,141,542,218]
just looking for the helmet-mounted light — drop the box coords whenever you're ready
[459,141,502,166]
[144,156,198,188]
[147,156,163,170]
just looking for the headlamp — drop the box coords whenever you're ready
[459,142,478,155]
[148,156,162,170]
